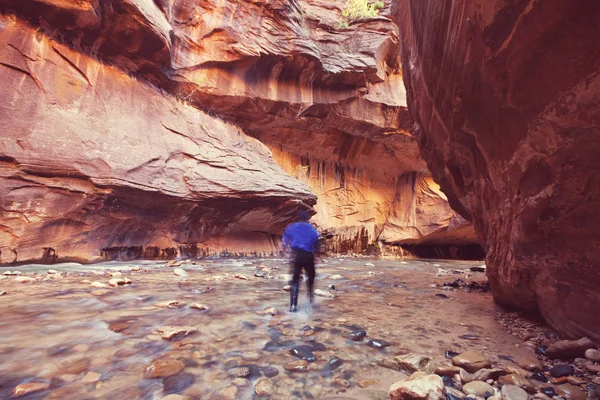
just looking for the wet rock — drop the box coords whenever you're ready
[435,365,462,376]
[389,372,446,400]
[367,339,390,349]
[155,300,186,308]
[216,385,238,399]
[555,384,587,400]
[586,364,600,373]
[546,338,595,360]
[549,364,575,378]
[15,276,35,283]
[241,352,260,362]
[472,368,506,381]
[290,346,316,362]
[446,387,466,400]
[108,278,126,287]
[446,351,460,359]
[327,356,344,371]
[573,357,593,368]
[314,289,335,298]
[343,330,367,341]
[254,377,274,396]
[535,346,547,356]
[0,291,6,296]
[163,372,195,394]
[497,374,535,393]
[458,335,479,341]
[110,271,122,277]
[462,381,494,397]
[143,359,185,379]
[365,263,375,267]
[531,372,549,382]
[156,326,197,340]
[91,289,110,296]
[189,303,209,311]
[12,381,50,397]
[516,356,543,372]
[173,269,188,277]
[47,269,58,274]
[566,376,584,385]
[234,274,248,280]
[452,351,492,373]
[459,369,473,384]
[435,294,449,299]
[282,285,292,291]
[57,358,91,374]
[259,366,279,378]
[262,307,279,316]
[81,372,101,384]
[500,385,528,400]
[230,367,251,378]
[585,349,600,362]
[359,379,380,388]
[379,354,435,373]
[329,274,343,280]
[284,360,309,372]
[540,387,557,397]
[334,378,351,388]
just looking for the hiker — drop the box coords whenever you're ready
[281,210,319,312]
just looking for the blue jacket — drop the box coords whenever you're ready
[282,222,319,253]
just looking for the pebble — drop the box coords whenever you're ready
[0,290,6,296]
[585,348,600,363]
[12,382,50,397]
[546,338,595,360]
[216,385,238,399]
[497,374,535,393]
[156,326,197,340]
[531,372,549,382]
[173,268,188,277]
[189,303,209,311]
[15,276,35,283]
[566,376,584,385]
[290,346,316,362]
[329,274,343,280]
[586,364,600,373]
[462,381,494,397]
[81,371,101,384]
[57,358,91,374]
[358,379,380,388]
[284,360,310,372]
[435,365,462,376]
[108,278,125,287]
[516,355,543,371]
[389,372,445,400]
[367,339,390,349]
[472,368,505,381]
[90,289,110,296]
[379,354,434,373]
[90,281,109,288]
[327,356,344,370]
[555,383,587,400]
[263,307,279,316]
[282,285,292,291]
[314,289,335,298]
[47,269,58,274]
[234,274,248,280]
[163,372,195,393]
[334,378,350,387]
[365,263,375,267]
[155,300,186,308]
[446,351,460,359]
[343,330,367,341]
[452,351,492,373]
[549,365,575,378]
[242,352,261,361]
[143,359,185,379]
[540,387,557,397]
[254,377,274,396]
[500,384,528,400]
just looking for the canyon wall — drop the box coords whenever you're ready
[394,0,600,340]
[0,0,479,263]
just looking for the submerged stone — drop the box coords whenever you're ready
[290,346,316,362]
[367,339,390,349]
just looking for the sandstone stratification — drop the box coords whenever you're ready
[0,17,314,263]
[394,0,600,339]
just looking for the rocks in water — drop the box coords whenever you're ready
[14,276,35,283]
[435,294,449,298]
[445,351,460,359]
[446,387,466,400]
[500,385,528,400]
[108,278,126,287]
[367,339,390,349]
[442,376,461,391]
[343,330,367,341]
[163,372,195,394]
[358,379,380,388]
[143,359,185,379]
[284,360,310,372]
[290,346,316,362]
[327,356,344,370]
[57,357,91,374]
[555,383,588,400]
[329,274,343,280]
[472,368,506,382]
[12,382,50,397]
[173,269,188,277]
[545,338,595,360]
[254,377,274,396]
[389,372,446,400]
[155,300,186,308]
[189,303,209,311]
[282,285,292,291]
[470,265,486,272]
[230,367,251,378]
[497,374,535,393]
[156,326,197,340]
[515,356,543,372]
[435,365,462,376]
[314,289,335,298]
[458,335,479,341]
[81,371,101,384]
[459,369,473,384]
[262,307,279,316]
[549,364,575,377]
[452,351,492,373]
[531,372,548,382]
[379,354,435,373]
[534,346,547,356]
[234,274,248,280]
[216,385,238,399]
[540,387,557,397]
[365,263,375,267]
[462,381,494,397]
[585,348,600,362]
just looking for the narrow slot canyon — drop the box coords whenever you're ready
[0,0,598,399]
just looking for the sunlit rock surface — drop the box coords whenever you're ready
[393,0,600,339]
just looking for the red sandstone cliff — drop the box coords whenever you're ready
[394,0,600,340]
[0,0,476,263]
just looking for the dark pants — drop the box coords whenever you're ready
[290,248,315,308]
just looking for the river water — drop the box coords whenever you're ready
[0,258,536,399]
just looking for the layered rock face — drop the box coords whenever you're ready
[0,0,478,263]
[394,0,600,339]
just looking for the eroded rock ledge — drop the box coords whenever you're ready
[394,0,600,340]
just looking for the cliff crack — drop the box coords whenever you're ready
[0,62,45,93]
[52,45,93,87]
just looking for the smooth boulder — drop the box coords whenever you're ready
[452,351,491,373]
[389,372,446,400]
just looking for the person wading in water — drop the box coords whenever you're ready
[281,210,319,312]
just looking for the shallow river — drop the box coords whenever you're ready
[0,258,536,399]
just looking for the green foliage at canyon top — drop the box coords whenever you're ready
[340,0,385,28]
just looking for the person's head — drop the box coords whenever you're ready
[297,210,311,222]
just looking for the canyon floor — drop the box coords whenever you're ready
[0,259,596,399]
